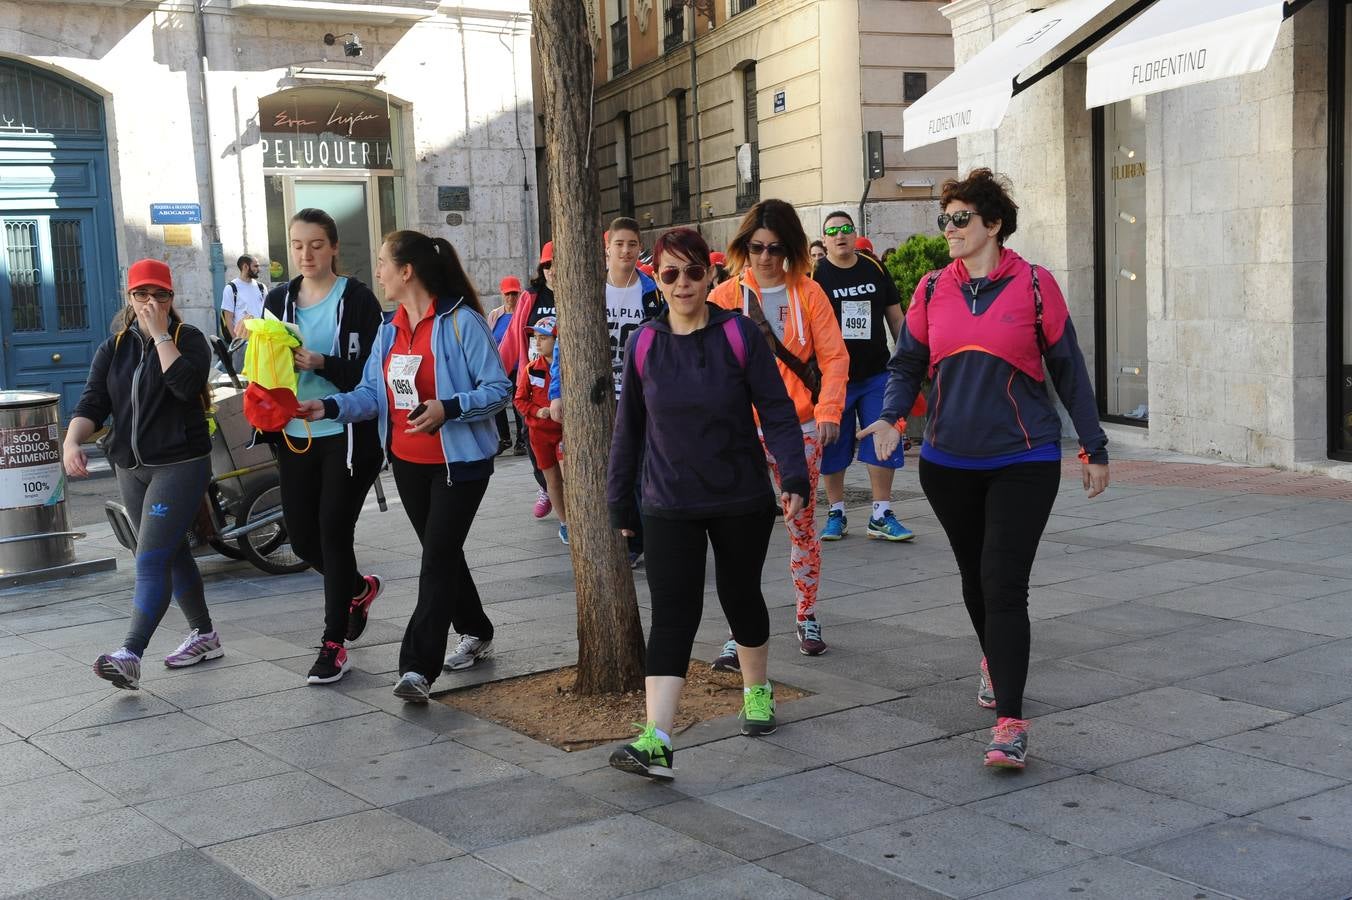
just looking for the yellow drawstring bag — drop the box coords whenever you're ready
[241,316,311,452]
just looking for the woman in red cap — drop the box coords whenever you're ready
[488,275,526,455]
[64,259,221,689]
[498,242,558,517]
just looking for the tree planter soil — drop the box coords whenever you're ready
[439,662,809,751]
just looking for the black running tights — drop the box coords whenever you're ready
[918,458,1060,719]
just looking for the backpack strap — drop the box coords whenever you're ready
[1030,265,1048,355]
[722,317,746,369]
[633,326,656,379]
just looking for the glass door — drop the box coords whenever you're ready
[292,179,376,292]
[1101,98,1149,422]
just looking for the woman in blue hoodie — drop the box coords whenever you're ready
[606,227,810,782]
[298,231,512,703]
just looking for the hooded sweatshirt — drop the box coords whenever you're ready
[607,305,810,531]
[709,270,850,428]
[879,248,1108,465]
[262,276,384,469]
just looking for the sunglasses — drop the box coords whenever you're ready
[658,264,708,285]
[747,241,788,258]
[937,210,975,230]
[824,223,855,237]
[130,289,174,304]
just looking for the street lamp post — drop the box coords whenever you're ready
[685,0,714,234]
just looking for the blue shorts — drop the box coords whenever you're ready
[821,371,906,475]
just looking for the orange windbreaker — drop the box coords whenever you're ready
[710,270,849,426]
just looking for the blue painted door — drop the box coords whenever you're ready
[0,211,106,414]
[0,59,120,418]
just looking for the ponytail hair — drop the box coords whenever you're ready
[383,230,485,316]
[290,208,341,274]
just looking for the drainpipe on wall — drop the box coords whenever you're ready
[194,0,226,327]
[688,0,702,235]
[500,12,537,277]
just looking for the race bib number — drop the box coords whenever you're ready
[528,335,540,361]
[387,354,422,411]
[840,301,871,340]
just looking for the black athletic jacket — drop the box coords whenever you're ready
[73,321,212,469]
[260,276,384,469]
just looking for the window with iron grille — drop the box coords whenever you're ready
[731,0,756,14]
[664,0,686,52]
[618,175,635,217]
[903,72,928,104]
[737,65,759,210]
[611,17,630,77]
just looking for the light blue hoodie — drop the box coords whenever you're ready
[325,296,512,483]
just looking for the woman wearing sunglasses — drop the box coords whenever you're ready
[64,259,221,689]
[861,168,1110,770]
[607,228,809,781]
[709,198,850,662]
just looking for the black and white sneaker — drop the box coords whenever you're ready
[443,635,493,671]
[306,641,351,685]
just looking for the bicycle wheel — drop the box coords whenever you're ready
[206,534,247,561]
[238,483,309,575]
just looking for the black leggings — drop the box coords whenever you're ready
[919,458,1060,719]
[278,434,381,645]
[643,509,775,677]
[390,457,492,682]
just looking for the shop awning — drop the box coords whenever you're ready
[903,0,1130,152]
[1086,0,1307,108]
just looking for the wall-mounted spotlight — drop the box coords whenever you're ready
[1117,145,1136,159]
[324,32,364,58]
[1118,210,1137,224]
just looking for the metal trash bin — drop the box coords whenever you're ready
[0,391,78,575]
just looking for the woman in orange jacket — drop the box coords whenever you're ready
[709,198,850,660]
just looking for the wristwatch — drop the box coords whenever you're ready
[154,334,173,346]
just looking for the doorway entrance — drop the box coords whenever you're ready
[0,60,119,414]
[260,87,403,303]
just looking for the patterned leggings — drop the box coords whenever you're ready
[763,430,822,621]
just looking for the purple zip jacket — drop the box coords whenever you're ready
[607,304,810,530]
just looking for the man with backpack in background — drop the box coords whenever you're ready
[222,254,267,340]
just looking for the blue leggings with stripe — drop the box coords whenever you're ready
[114,457,214,657]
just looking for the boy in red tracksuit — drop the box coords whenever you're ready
[515,316,567,544]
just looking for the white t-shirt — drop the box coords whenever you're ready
[759,283,790,342]
[605,278,646,395]
[222,278,267,322]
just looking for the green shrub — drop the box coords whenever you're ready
[885,233,952,311]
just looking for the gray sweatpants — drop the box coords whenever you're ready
[114,456,214,657]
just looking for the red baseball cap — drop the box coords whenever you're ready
[127,258,173,293]
[540,241,554,264]
[709,251,726,267]
[855,236,875,254]
[499,276,522,294]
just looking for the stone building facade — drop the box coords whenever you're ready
[0,0,535,408]
[564,0,957,254]
[940,0,1348,470]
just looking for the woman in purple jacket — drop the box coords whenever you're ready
[606,228,809,782]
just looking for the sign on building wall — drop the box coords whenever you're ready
[773,90,786,114]
[259,89,398,172]
[150,203,202,224]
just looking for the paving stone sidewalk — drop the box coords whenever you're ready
[1,445,1350,899]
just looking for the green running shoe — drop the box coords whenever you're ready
[740,683,777,736]
[609,722,675,781]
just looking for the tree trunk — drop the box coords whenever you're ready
[532,0,647,695]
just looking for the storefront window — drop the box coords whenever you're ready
[259,87,403,301]
[1100,98,1149,422]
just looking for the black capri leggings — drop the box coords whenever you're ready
[918,457,1060,719]
[642,509,776,677]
